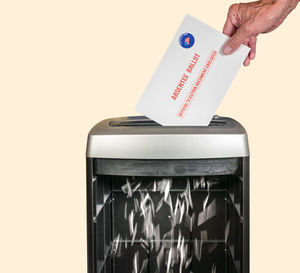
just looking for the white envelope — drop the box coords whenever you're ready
[135,15,250,126]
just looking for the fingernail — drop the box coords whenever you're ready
[222,45,232,55]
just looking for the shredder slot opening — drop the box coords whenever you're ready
[109,120,226,127]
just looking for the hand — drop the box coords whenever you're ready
[222,0,299,66]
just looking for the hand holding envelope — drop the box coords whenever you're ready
[135,15,250,126]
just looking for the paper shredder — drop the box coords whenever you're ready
[86,115,249,273]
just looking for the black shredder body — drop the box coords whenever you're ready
[86,116,249,273]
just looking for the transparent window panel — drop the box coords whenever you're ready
[94,177,112,273]
[94,175,244,273]
[113,243,149,273]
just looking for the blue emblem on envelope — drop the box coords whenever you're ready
[179,33,195,48]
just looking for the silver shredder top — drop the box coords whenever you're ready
[86,116,249,159]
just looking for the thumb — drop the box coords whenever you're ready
[222,26,249,55]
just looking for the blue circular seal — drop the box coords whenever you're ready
[179,33,195,48]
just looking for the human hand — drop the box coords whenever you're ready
[222,0,299,66]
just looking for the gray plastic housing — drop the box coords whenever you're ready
[86,116,249,159]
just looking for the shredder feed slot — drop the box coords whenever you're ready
[109,119,226,127]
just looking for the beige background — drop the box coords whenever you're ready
[0,0,299,272]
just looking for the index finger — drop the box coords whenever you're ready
[223,16,236,37]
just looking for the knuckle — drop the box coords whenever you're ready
[229,3,239,12]
[230,36,241,47]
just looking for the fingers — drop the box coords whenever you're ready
[222,3,248,55]
[223,15,236,37]
[222,3,258,65]
[222,26,250,55]
[243,36,257,66]
[249,35,257,60]
[244,57,251,66]
[223,4,239,37]
[243,38,251,66]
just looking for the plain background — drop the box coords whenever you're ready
[0,1,299,272]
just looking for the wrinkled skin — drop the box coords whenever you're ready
[222,0,299,66]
